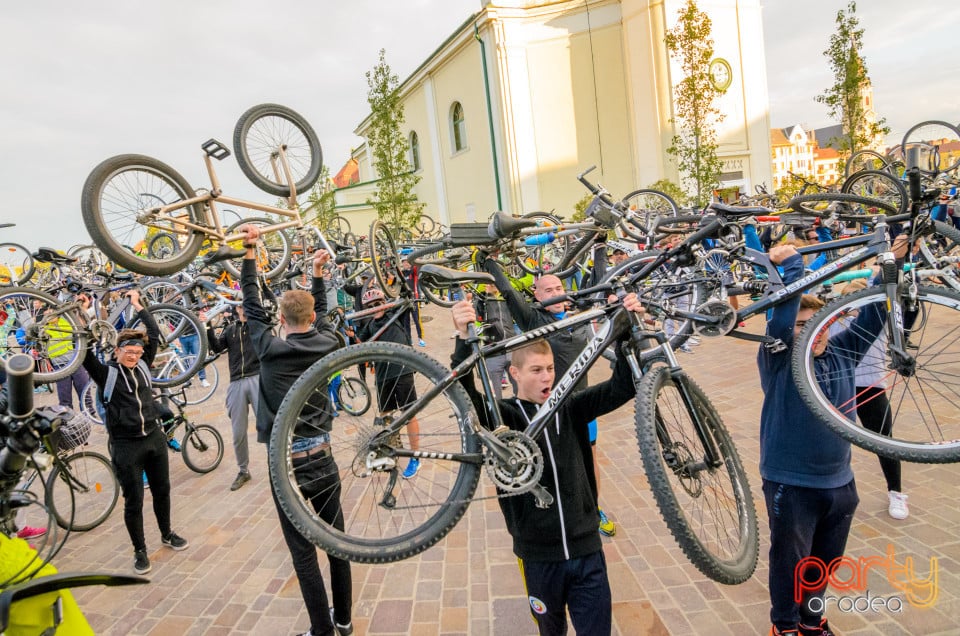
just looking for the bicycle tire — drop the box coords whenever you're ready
[599,250,708,349]
[900,120,960,174]
[635,366,759,584]
[130,304,207,388]
[336,376,371,416]
[147,232,181,260]
[233,103,323,197]
[81,154,205,276]
[787,192,899,220]
[163,355,219,405]
[269,342,480,563]
[46,450,119,532]
[181,423,224,473]
[840,169,908,215]
[221,217,292,281]
[619,189,680,241]
[514,212,572,278]
[325,216,352,242]
[79,380,102,425]
[413,214,436,237]
[0,243,35,286]
[844,149,889,177]
[916,220,960,291]
[0,287,87,383]
[792,284,960,463]
[140,277,188,306]
[370,220,409,298]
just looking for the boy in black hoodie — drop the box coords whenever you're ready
[449,294,644,636]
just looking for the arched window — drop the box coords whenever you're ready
[451,102,467,153]
[409,131,421,171]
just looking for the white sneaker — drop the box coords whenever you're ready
[200,379,211,388]
[888,491,909,520]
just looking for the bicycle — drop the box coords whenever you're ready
[0,353,146,634]
[156,386,224,474]
[266,255,759,585]
[80,103,333,277]
[8,410,119,533]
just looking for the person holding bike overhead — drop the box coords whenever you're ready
[238,224,352,636]
[449,292,645,636]
[80,291,189,575]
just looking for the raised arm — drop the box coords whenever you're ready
[237,224,277,354]
[481,257,539,330]
[127,290,160,367]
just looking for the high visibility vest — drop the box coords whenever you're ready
[44,316,75,360]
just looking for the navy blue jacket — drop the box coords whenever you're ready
[757,254,885,488]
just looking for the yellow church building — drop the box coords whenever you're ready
[335,0,773,228]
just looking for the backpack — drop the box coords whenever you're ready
[94,359,152,422]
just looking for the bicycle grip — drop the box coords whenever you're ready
[5,354,35,419]
[524,233,555,247]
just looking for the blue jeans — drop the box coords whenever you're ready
[179,334,205,381]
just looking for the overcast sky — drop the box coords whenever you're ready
[2,0,958,248]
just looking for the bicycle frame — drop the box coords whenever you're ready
[143,148,304,243]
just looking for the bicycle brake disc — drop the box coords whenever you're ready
[693,299,738,337]
[484,429,544,494]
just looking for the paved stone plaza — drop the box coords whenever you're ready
[30,304,960,635]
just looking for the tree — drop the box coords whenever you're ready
[646,179,689,208]
[664,0,725,209]
[815,1,890,160]
[304,164,337,230]
[365,49,423,233]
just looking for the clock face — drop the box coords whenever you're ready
[709,58,732,91]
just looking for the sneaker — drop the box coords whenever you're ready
[799,617,835,636]
[888,491,909,520]
[200,379,211,388]
[501,377,509,388]
[230,471,252,491]
[679,344,693,354]
[418,339,426,347]
[134,550,151,574]
[167,438,182,452]
[402,458,420,479]
[737,321,747,328]
[15,526,46,540]
[330,608,354,636]
[161,531,189,551]
[598,507,616,537]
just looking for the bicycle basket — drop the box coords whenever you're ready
[54,413,93,452]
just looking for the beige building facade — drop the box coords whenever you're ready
[337,0,773,228]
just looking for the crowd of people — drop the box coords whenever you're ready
[2,216,917,636]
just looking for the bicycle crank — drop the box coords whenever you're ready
[484,429,551,506]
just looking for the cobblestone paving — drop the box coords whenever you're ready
[27,305,959,635]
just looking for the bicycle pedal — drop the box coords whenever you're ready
[201,139,231,160]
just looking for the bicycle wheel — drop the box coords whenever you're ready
[161,355,219,405]
[841,170,908,215]
[600,251,708,349]
[901,120,960,175]
[0,287,87,382]
[336,375,371,416]
[233,103,323,197]
[81,154,205,276]
[221,217,292,281]
[916,221,960,291]
[269,342,480,563]
[79,380,103,425]
[844,149,890,177]
[140,277,188,306]
[413,214,436,237]
[635,366,758,584]
[325,216,352,243]
[619,189,680,241]
[46,451,119,532]
[792,284,960,463]
[181,423,224,473]
[370,220,409,298]
[788,192,899,221]
[147,232,181,260]
[131,304,206,388]
[514,212,572,277]
[0,243,35,286]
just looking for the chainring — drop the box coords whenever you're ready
[484,429,544,494]
[692,299,738,337]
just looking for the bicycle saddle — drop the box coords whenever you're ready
[418,263,495,285]
[202,245,247,265]
[31,247,77,264]
[488,211,538,239]
[706,202,775,218]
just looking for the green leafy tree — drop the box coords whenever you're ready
[815,1,890,160]
[304,165,337,229]
[365,49,423,233]
[664,0,725,209]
